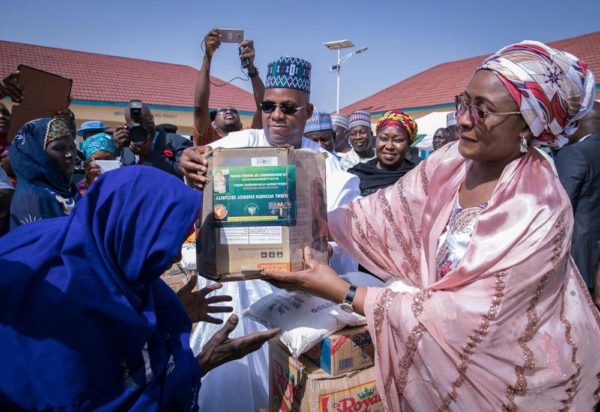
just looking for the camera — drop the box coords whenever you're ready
[127,100,148,144]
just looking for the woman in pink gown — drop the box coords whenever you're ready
[263,40,600,410]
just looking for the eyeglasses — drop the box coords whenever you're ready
[217,108,239,115]
[260,101,306,115]
[455,94,521,121]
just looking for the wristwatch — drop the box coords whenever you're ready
[248,68,259,78]
[340,284,357,313]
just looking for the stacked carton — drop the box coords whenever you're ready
[304,325,374,376]
[269,326,381,411]
[160,264,191,293]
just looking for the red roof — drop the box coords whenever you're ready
[0,40,256,111]
[342,31,600,115]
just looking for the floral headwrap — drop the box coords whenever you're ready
[81,133,118,160]
[479,40,595,149]
[376,110,418,143]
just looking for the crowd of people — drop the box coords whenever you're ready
[0,29,599,411]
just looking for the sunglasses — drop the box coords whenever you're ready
[260,101,306,115]
[455,95,520,121]
[217,108,239,115]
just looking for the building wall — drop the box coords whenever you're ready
[1,98,256,137]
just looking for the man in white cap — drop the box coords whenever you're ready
[180,56,359,411]
[181,56,359,217]
[446,111,459,142]
[433,112,459,151]
[340,109,376,170]
[331,113,351,154]
[432,127,450,151]
[304,110,340,159]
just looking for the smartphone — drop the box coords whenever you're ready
[239,46,250,69]
[92,160,122,173]
[218,28,244,43]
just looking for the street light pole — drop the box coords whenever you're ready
[324,39,368,114]
[336,48,341,113]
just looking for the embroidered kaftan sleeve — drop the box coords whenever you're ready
[335,147,600,410]
[329,145,445,285]
[362,197,600,411]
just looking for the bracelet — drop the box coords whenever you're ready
[248,69,259,78]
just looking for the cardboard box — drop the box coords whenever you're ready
[197,147,329,281]
[304,325,374,376]
[7,65,72,142]
[160,264,192,293]
[269,340,383,412]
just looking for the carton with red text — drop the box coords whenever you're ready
[269,339,383,412]
[303,325,374,376]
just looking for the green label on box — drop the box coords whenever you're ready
[212,165,296,227]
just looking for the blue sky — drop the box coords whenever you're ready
[1,0,599,112]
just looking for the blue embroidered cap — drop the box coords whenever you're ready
[266,57,311,94]
[304,111,333,133]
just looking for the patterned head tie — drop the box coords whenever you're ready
[331,113,350,130]
[265,56,311,94]
[479,40,595,149]
[349,110,372,130]
[44,118,72,150]
[376,110,418,143]
[81,133,118,160]
[304,111,333,134]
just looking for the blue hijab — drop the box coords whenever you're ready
[8,118,80,229]
[0,166,203,411]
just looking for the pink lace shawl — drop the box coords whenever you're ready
[329,143,600,410]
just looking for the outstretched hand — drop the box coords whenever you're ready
[262,247,368,315]
[177,276,233,324]
[198,314,280,377]
[261,247,349,303]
